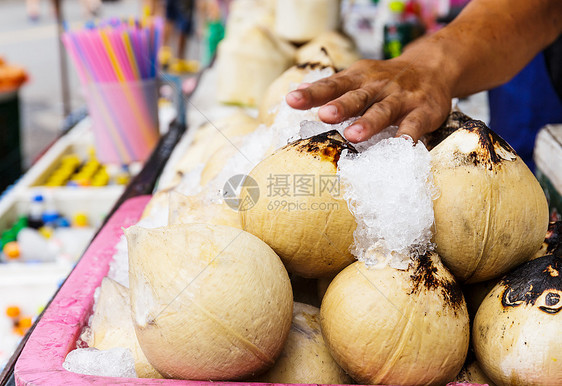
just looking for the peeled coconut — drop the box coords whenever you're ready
[168,191,241,229]
[240,131,357,278]
[454,359,496,385]
[532,220,561,260]
[199,136,245,187]
[430,120,549,283]
[275,0,340,43]
[296,31,361,70]
[473,254,562,385]
[224,0,276,38]
[216,25,295,107]
[258,61,336,127]
[126,223,293,380]
[256,302,351,384]
[320,252,470,385]
[81,277,162,378]
[140,188,172,221]
[166,111,260,188]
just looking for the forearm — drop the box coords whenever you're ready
[402,0,562,97]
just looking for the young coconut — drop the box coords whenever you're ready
[320,252,470,385]
[240,131,357,278]
[274,0,340,43]
[258,60,335,127]
[255,302,351,384]
[168,191,241,229]
[473,254,562,386]
[126,224,293,380]
[453,359,496,385]
[430,120,549,283]
[296,31,361,70]
[165,111,260,189]
[80,277,162,378]
[216,25,295,107]
[199,136,246,187]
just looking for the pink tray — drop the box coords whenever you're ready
[14,195,483,385]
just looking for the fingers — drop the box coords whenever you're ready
[343,97,403,143]
[396,108,447,142]
[318,87,379,124]
[286,75,356,110]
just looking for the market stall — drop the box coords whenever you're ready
[1,0,561,385]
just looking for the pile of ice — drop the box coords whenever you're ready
[63,347,136,378]
[337,135,438,269]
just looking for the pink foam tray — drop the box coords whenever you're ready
[14,195,484,385]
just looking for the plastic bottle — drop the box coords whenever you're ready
[383,1,406,59]
[382,0,426,59]
[28,194,45,229]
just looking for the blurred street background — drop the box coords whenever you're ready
[0,0,141,169]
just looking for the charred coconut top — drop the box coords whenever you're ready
[422,111,473,150]
[409,252,465,313]
[291,130,357,167]
[295,57,337,72]
[431,119,517,170]
[499,254,561,315]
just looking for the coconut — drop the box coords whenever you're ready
[256,302,351,384]
[454,359,496,385]
[274,0,340,43]
[168,191,241,229]
[430,120,549,283]
[240,131,357,278]
[296,31,361,70]
[126,223,293,380]
[225,0,276,38]
[167,111,260,188]
[81,277,162,378]
[320,252,470,385]
[532,220,561,260]
[473,254,562,385]
[216,25,294,107]
[421,110,472,151]
[199,136,246,187]
[258,61,336,127]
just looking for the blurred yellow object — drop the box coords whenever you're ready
[3,241,20,259]
[158,46,172,67]
[38,226,54,239]
[169,59,199,74]
[6,305,21,319]
[73,212,89,227]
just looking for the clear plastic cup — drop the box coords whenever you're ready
[85,79,160,164]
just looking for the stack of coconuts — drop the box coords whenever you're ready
[82,1,561,384]
[118,109,560,385]
[215,0,360,108]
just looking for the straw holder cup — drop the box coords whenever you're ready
[85,79,160,164]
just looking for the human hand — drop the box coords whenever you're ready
[286,58,453,143]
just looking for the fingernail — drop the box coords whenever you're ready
[399,134,413,141]
[297,82,311,90]
[320,105,338,118]
[288,90,302,102]
[346,124,363,140]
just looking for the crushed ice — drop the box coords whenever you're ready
[337,136,438,269]
[63,347,137,378]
